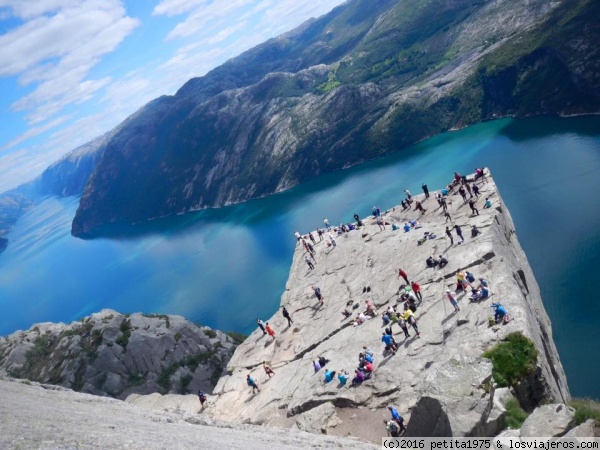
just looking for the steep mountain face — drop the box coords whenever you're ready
[0,310,239,399]
[72,0,600,237]
[0,134,107,253]
[38,134,108,197]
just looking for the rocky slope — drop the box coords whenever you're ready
[205,172,569,442]
[71,0,600,237]
[0,309,237,399]
[0,378,376,449]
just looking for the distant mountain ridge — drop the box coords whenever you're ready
[5,0,597,239]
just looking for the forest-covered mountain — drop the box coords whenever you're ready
[42,0,600,236]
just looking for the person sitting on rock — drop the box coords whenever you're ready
[365,299,376,317]
[342,308,352,318]
[363,361,374,375]
[318,355,329,368]
[471,224,481,237]
[439,255,448,269]
[323,369,337,383]
[198,390,207,408]
[484,197,493,208]
[470,285,490,302]
[403,222,411,232]
[352,369,365,386]
[465,271,476,284]
[313,359,321,373]
[478,277,489,288]
[338,370,349,386]
[426,256,438,268]
[353,312,366,326]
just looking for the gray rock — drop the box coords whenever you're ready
[563,419,595,438]
[520,404,575,437]
[295,402,342,434]
[0,309,237,399]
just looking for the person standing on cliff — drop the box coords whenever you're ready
[197,390,207,408]
[324,218,331,230]
[446,290,460,312]
[472,184,480,197]
[404,189,412,203]
[454,224,465,243]
[468,198,479,216]
[387,406,406,434]
[445,226,454,245]
[282,307,293,327]
[257,319,267,335]
[422,183,430,198]
[309,232,316,245]
[410,281,423,302]
[398,268,409,285]
[313,286,324,306]
[305,255,315,270]
[265,322,276,340]
[328,233,336,247]
[247,374,260,394]
[263,362,275,378]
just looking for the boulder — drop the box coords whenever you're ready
[295,402,341,434]
[563,419,595,438]
[520,404,575,438]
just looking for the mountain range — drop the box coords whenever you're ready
[0,0,598,245]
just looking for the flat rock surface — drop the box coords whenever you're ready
[209,172,569,442]
[0,378,376,449]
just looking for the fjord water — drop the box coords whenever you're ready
[1,116,600,399]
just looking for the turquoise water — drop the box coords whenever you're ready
[1,116,599,399]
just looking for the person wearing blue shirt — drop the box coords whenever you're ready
[382,332,397,354]
[246,374,260,393]
[324,369,336,383]
[338,371,348,386]
[403,223,411,232]
[387,405,406,433]
[491,303,507,322]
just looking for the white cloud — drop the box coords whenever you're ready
[152,0,208,17]
[0,115,71,152]
[0,0,139,125]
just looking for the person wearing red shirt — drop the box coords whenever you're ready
[398,269,409,285]
[410,281,422,302]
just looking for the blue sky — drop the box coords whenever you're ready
[0,0,345,193]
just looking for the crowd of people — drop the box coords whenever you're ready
[241,168,511,436]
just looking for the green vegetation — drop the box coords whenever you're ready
[504,398,530,430]
[482,332,538,388]
[115,319,132,349]
[157,364,179,390]
[210,365,223,387]
[569,398,600,428]
[174,332,182,342]
[203,329,217,339]
[128,373,146,387]
[225,331,248,345]
[179,374,193,393]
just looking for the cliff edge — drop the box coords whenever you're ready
[208,171,569,442]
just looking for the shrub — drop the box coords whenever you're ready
[225,331,247,345]
[504,398,529,429]
[569,398,600,427]
[115,319,132,349]
[203,329,217,339]
[180,374,193,393]
[482,332,538,387]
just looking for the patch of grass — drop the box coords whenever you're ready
[142,314,170,328]
[483,332,538,388]
[569,398,600,428]
[504,398,529,429]
[174,332,182,342]
[203,329,217,339]
[225,331,247,345]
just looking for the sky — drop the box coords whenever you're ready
[0,0,346,193]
